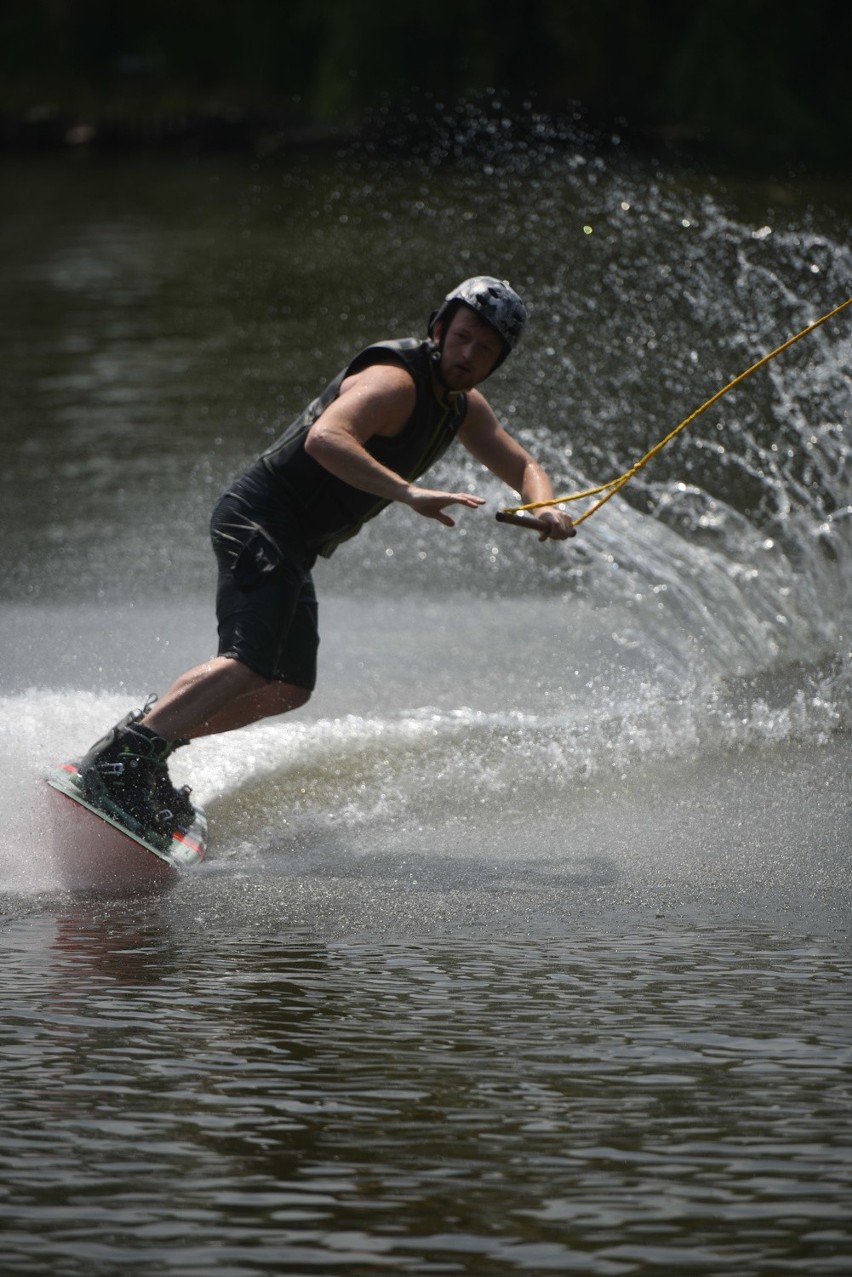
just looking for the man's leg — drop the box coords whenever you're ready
[141,657,311,740]
[78,502,317,834]
[76,657,310,837]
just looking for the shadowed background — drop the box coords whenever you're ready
[1,0,850,168]
[1,5,851,1275]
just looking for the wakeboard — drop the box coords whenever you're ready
[45,761,207,894]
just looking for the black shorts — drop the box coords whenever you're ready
[210,485,319,689]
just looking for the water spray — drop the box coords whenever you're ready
[498,296,852,530]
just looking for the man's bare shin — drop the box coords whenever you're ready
[185,680,311,737]
[141,656,267,741]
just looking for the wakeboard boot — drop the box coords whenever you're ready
[148,737,196,832]
[77,706,192,845]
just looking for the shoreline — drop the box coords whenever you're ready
[2,100,846,180]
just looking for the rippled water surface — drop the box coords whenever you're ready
[3,907,852,1276]
[1,140,850,1274]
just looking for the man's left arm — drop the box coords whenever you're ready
[458,393,576,542]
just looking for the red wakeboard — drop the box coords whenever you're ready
[45,762,207,895]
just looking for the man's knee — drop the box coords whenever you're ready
[261,681,312,715]
[290,685,312,711]
[222,656,269,693]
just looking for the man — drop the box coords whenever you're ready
[77,276,575,845]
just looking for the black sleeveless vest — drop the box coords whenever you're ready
[260,338,468,557]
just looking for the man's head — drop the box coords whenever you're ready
[432,307,507,392]
[428,277,528,383]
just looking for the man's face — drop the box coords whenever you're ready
[437,308,505,391]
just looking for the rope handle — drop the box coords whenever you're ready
[499,296,852,528]
[495,511,552,532]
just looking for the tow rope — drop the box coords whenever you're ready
[498,296,851,530]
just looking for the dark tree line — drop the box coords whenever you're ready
[1,0,848,166]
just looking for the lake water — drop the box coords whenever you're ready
[1,135,850,1274]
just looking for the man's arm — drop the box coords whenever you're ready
[304,364,486,526]
[458,392,575,541]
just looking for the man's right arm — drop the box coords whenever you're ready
[304,365,485,525]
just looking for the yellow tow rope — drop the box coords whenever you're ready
[500,296,852,528]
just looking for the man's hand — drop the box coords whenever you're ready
[404,486,487,526]
[534,507,576,542]
[458,397,577,544]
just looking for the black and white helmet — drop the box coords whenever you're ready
[428,276,528,363]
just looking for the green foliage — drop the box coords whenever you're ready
[0,0,848,165]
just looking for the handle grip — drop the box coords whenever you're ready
[495,511,551,533]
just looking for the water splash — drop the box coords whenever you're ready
[1,143,849,899]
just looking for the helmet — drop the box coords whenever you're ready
[428,276,528,362]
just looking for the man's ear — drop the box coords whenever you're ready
[432,319,443,344]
